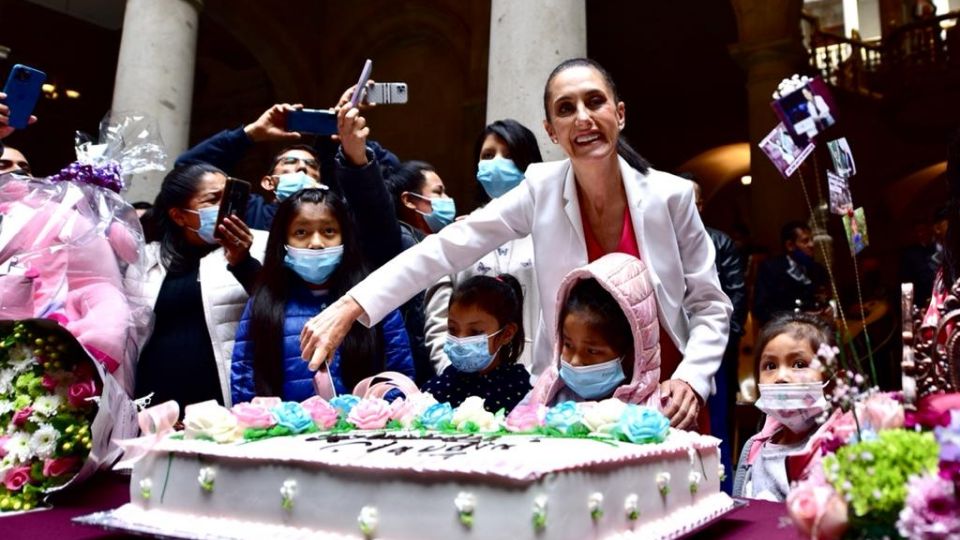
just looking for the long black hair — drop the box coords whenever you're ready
[473,119,543,204]
[559,277,634,379]
[144,163,224,273]
[542,58,651,174]
[248,188,383,396]
[384,160,435,219]
[449,274,526,365]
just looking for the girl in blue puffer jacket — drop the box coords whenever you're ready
[230,187,415,403]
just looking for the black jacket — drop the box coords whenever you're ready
[707,227,747,337]
[753,252,828,326]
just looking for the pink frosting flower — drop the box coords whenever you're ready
[301,396,339,430]
[858,393,904,431]
[505,403,547,432]
[12,407,33,427]
[67,379,97,408]
[3,465,32,491]
[787,474,848,540]
[251,396,282,409]
[42,456,81,477]
[231,402,278,430]
[347,398,392,430]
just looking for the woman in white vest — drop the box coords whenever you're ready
[300,58,731,430]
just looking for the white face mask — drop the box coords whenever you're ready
[755,382,827,433]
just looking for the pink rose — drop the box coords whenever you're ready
[67,379,98,408]
[388,393,438,427]
[231,402,277,430]
[251,397,282,409]
[301,396,339,430]
[12,407,33,427]
[505,403,547,432]
[42,456,81,477]
[787,476,848,540]
[347,398,392,430]
[0,436,8,458]
[72,361,94,381]
[858,393,904,431]
[3,465,32,491]
[41,374,58,391]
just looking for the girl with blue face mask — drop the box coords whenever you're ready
[386,161,456,236]
[421,274,531,412]
[230,188,416,403]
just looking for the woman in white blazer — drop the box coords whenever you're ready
[301,58,731,429]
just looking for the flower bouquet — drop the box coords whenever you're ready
[0,320,136,513]
[786,344,960,539]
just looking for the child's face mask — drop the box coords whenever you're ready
[444,329,504,373]
[755,382,827,433]
[559,357,625,400]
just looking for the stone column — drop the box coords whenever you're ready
[486,0,586,161]
[112,0,201,204]
[729,0,809,251]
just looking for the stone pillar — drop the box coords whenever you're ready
[486,0,586,161]
[112,0,201,204]
[729,0,809,251]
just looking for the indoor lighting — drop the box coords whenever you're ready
[740,175,752,186]
[65,89,80,99]
[41,83,56,93]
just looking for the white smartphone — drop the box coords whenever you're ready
[349,59,374,108]
[365,82,408,105]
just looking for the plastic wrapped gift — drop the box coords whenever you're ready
[0,113,165,395]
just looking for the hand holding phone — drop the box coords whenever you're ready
[215,177,251,239]
[1,64,45,137]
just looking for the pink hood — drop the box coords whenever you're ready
[527,253,662,407]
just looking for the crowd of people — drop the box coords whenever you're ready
[4,56,955,503]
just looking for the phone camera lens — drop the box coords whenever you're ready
[15,69,30,82]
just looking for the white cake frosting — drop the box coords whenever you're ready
[106,428,735,539]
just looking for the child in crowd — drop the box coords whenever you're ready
[421,274,530,412]
[733,312,832,501]
[230,188,415,403]
[525,253,662,406]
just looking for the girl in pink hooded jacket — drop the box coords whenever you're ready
[526,253,661,407]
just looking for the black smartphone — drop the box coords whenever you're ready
[286,109,337,135]
[215,177,251,239]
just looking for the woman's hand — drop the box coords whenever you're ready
[337,106,369,167]
[300,295,366,370]
[243,103,302,143]
[218,215,254,266]
[335,81,377,110]
[660,379,702,430]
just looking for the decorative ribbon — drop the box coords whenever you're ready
[114,400,179,469]
[49,160,124,193]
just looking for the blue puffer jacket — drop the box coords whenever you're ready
[230,283,415,404]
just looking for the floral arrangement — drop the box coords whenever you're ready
[178,395,671,447]
[0,322,101,512]
[786,344,960,539]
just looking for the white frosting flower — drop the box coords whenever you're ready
[581,398,627,434]
[31,394,62,418]
[455,491,476,514]
[656,472,671,496]
[624,493,639,521]
[532,495,548,531]
[280,479,298,510]
[29,424,59,459]
[689,471,702,494]
[183,400,241,443]
[198,466,216,491]
[588,492,604,520]
[451,396,497,431]
[358,506,379,537]
[139,478,153,500]
[5,432,32,462]
[391,392,438,428]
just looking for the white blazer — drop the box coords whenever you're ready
[350,157,731,400]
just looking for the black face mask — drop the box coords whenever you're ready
[791,248,816,267]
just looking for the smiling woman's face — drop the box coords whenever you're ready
[543,65,625,163]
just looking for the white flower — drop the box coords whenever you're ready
[29,424,59,459]
[588,492,604,520]
[280,479,297,510]
[8,345,34,373]
[0,369,15,394]
[624,493,639,520]
[689,471,702,494]
[0,399,15,416]
[0,455,14,479]
[198,466,216,491]
[451,396,498,432]
[391,392,438,428]
[656,472,671,496]
[358,506,379,537]
[455,491,476,514]
[139,478,153,500]
[31,394,62,418]
[5,432,32,463]
[581,398,627,434]
[183,400,241,443]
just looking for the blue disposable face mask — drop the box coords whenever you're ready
[275,172,319,202]
[284,244,344,285]
[185,206,220,245]
[559,357,626,400]
[411,194,456,233]
[476,157,524,199]
[444,328,504,373]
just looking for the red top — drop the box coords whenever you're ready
[578,201,683,380]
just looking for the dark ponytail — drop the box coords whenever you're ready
[543,58,650,174]
[449,274,526,365]
[148,163,224,272]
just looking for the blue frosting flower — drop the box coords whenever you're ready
[544,401,583,434]
[329,395,361,417]
[617,405,670,444]
[272,402,315,434]
[420,403,454,429]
